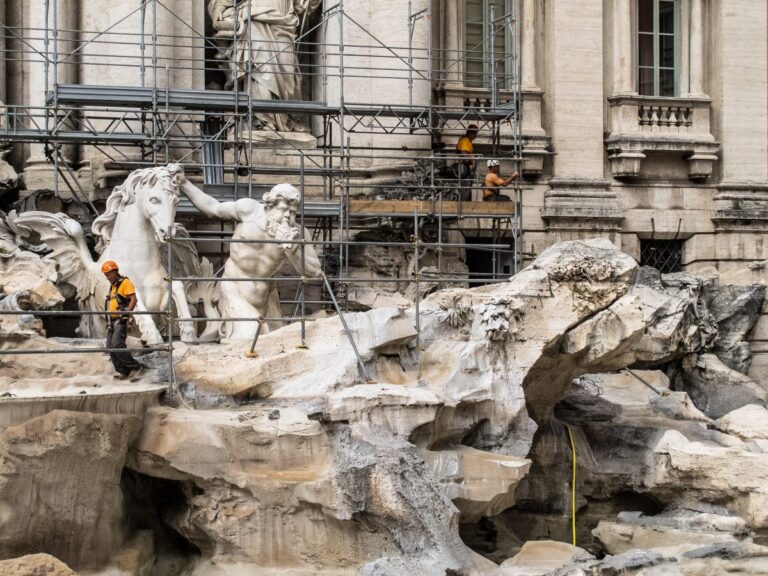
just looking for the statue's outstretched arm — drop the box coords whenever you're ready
[179,177,258,222]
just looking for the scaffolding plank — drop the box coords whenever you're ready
[348,199,516,217]
[178,198,516,219]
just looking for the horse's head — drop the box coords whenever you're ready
[92,164,183,252]
[136,164,182,245]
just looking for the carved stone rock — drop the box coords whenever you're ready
[0,410,141,570]
[0,554,76,576]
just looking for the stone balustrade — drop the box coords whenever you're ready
[638,102,693,131]
[606,95,719,181]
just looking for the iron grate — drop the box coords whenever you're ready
[640,240,683,273]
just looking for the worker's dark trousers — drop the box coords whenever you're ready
[107,319,141,375]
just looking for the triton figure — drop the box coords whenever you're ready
[179,176,322,341]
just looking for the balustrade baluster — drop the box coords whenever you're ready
[650,107,660,126]
[669,107,678,128]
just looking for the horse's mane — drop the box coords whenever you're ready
[91,164,182,253]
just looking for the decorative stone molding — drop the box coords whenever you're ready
[606,95,719,181]
[713,183,768,231]
[542,178,624,231]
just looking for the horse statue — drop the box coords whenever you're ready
[14,164,217,345]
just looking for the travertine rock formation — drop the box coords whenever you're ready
[702,283,766,373]
[0,410,140,569]
[0,554,76,576]
[1,238,768,575]
[682,352,768,418]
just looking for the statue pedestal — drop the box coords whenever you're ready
[224,129,323,192]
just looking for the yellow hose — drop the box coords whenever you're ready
[566,424,577,546]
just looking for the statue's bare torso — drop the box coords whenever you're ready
[179,179,321,340]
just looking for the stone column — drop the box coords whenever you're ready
[520,0,548,179]
[0,0,5,107]
[687,0,706,97]
[712,0,768,266]
[521,0,539,91]
[0,0,16,193]
[541,0,623,243]
[22,0,77,194]
[612,0,634,96]
[443,0,462,86]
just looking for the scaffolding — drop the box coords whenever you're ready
[0,0,524,392]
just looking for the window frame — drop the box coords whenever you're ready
[640,239,683,273]
[463,0,514,90]
[636,0,681,97]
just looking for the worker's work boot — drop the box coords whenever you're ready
[129,366,145,381]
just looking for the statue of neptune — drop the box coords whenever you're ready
[208,0,322,131]
[178,176,322,341]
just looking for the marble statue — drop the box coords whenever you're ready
[179,176,322,341]
[14,165,206,345]
[208,0,322,131]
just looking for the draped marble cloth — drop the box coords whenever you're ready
[208,0,321,131]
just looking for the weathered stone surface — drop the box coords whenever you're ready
[3,237,767,574]
[177,239,640,460]
[0,554,76,576]
[500,541,591,575]
[557,549,669,575]
[424,446,531,523]
[0,410,141,569]
[593,511,745,556]
[557,370,709,423]
[130,407,497,575]
[551,543,768,575]
[343,229,469,311]
[648,429,768,527]
[161,239,768,572]
[702,283,766,373]
[716,404,768,440]
[681,353,768,419]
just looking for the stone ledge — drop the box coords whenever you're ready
[542,178,624,231]
[713,183,768,230]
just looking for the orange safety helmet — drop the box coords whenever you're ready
[101,260,119,274]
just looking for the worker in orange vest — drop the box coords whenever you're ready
[102,260,143,379]
[454,124,479,200]
[483,159,519,202]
